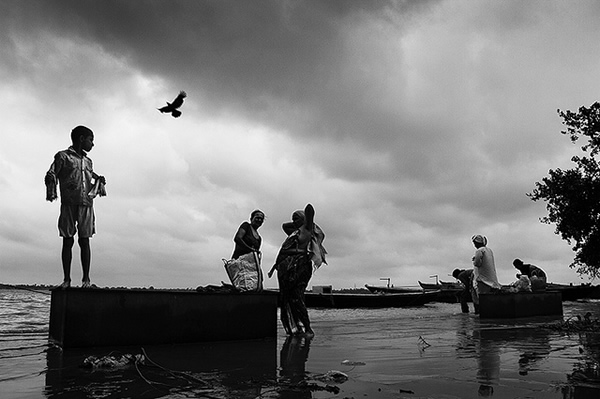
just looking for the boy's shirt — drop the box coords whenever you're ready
[46,146,96,206]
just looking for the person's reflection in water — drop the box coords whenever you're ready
[279,335,312,398]
[455,313,477,358]
[454,315,498,396]
[517,329,551,376]
[475,329,501,397]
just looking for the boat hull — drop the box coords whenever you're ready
[417,280,468,303]
[364,284,422,294]
[479,291,563,318]
[304,291,439,308]
[546,283,600,301]
[418,280,464,291]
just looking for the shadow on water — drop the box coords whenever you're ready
[44,338,278,398]
[43,335,329,399]
[42,333,350,399]
[454,310,600,399]
[277,335,312,399]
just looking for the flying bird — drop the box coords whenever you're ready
[158,91,187,118]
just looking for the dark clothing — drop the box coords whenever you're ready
[455,269,475,314]
[46,146,104,239]
[518,264,546,280]
[517,263,547,291]
[46,147,97,206]
[231,221,261,259]
[275,230,313,335]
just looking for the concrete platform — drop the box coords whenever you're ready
[479,291,563,318]
[49,288,278,348]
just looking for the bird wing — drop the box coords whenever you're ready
[170,91,187,109]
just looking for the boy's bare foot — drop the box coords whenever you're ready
[82,281,95,289]
[56,280,71,289]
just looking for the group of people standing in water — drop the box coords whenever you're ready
[231,204,327,337]
[453,235,548,314]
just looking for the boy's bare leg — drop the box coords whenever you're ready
[79,237,91,287]
[60,237,74,288]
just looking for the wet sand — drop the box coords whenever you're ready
[1,291,600,398]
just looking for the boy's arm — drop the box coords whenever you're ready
[44,154,61,202]
[92,172,107,184]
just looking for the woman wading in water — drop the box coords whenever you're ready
[269,204,327,336]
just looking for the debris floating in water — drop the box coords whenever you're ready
[81,353,144,369]
[341,359,366,366]
[314,370,349,383]
[418,335,431,347]
[542,312,599,333]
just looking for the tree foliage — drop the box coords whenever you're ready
[528,102,600,279]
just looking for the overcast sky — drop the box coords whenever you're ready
[1,0,599,289]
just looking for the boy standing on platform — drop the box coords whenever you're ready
[45,125,106,289]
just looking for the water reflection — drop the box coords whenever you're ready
[45,338,277,398]
[279,335,312,398]
[474,328,501,397]
[456,316,554,397]
[563,330,600,399]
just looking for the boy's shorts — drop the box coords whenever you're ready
[58,205,95,238]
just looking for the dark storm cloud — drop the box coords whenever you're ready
[3,1,361,108]
[2,0,440,174]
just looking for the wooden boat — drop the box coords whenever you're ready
[418,280,464,292]
[364,284,422,294]
[304,290,439,308]
[417,280,465,303]
[479,291,563,318]
[546,283,600,301]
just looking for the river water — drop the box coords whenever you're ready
[1,287,599,398]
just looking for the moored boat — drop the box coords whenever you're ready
[364,284,422,294]
[479,291,563,318]
[304,290,439,308]
[418,280,465,303]
[418,280,464,291]
[546,283,600,301]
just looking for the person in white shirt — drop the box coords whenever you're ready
[471,235,501,314]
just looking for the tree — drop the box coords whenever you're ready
[528,102,600,279]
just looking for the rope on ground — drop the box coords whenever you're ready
[134,360,171,392]
[140,347,210,387]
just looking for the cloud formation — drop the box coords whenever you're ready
[1,0,599,288]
